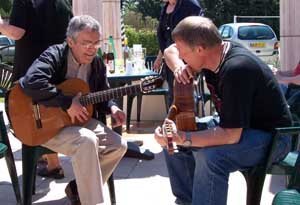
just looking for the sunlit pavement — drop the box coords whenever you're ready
[0,103,285,205]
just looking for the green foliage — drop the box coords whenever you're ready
[124,10,159,55]
[123,0,138,11]
[0,0,12,17]
[124,11,158,31]
[124,0,280,37]
[134,0,162,20]
[0,8,9,17]
[123,0,280,56]
[125,25,159,56]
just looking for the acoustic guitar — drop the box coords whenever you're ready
[163,78,197,154]
[8,76,163,146]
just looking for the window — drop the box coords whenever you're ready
[219,26,233,39]
[238,26,275,40]
[0,37,10,46]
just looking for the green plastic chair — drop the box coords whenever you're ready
[0,63,13,98]
[0,111,22,204]
[126,56,168,131]
[272,150,300,205]
[241,126,300,205]
[273,189,300,205]
[0,142,7,158]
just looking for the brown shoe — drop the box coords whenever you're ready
[65,180,81,205]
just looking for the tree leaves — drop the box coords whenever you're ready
[0,0,12,17]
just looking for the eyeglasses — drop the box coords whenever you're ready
[77,41,101,49]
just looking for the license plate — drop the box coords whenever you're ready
[249,42,266,48]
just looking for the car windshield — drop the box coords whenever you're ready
[238,25,275,40]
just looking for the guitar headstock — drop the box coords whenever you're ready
[162,120,177,155]
[140,75,164,93]
[162,121,177,137]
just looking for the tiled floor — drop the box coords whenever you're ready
[0,116,287,205]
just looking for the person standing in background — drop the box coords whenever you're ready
[272,61,300,121]
[273,61,300,86]
[0,0,73,179]
[153,0,203,107]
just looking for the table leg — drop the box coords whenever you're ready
[111,117,154,160]
[110,82,154,160]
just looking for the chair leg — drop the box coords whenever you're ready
[4,145,22,204]
[22,144,39,205]
[107,174,116,205]
[126,95,135,131]
[241,169,266,205]
[272,189,300,205]
[0,112,22,204]
[137,95,142,122]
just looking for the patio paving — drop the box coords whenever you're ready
[0,105,287,205]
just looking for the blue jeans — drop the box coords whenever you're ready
[163,128,290,205]
[280,84,288,95]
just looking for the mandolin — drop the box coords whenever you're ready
[8,76,163,146]
[163,78,197,154]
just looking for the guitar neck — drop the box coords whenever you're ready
[79,84,141,106]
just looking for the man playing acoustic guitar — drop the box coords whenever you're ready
[16,15,127,205]
[154,16,292,205]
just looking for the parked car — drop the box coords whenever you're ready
[0,35,15,64]
[218,23,279,57]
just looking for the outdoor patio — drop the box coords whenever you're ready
[0,106,287,205]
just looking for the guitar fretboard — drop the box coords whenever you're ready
[79,84,141,106]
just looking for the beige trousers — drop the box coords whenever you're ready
[43,118,127,205]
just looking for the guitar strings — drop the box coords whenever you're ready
[81,84,140,105]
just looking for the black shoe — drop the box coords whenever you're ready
[37,166,65,179]
[37,157,48,165]
[65,180,81,205]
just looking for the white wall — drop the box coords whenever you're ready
[72,0,122,58]
[123,95,167,121]
[280,0,300,71]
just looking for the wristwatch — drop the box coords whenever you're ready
[182,131,192,147]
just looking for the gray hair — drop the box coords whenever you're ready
[172,16,222,49]
[66,15,101,40]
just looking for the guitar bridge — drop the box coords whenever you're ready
[33,104,42,129]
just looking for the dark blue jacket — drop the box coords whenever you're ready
[20,43,117,116]
[157,0,203,52]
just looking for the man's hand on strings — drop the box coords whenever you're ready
[67,93,89,123]
[111,105,126,128]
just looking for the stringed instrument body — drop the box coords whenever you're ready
[165,79,197,154]
[8,76,163,146]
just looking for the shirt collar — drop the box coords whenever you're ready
[68,50,81,67]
